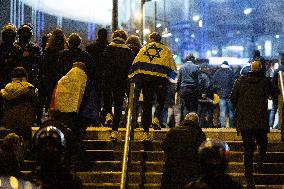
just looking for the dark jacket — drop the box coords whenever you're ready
[0,43,23,88]
[161,124,206,189]
[231,72,278,133]
[34,165,82,189]
[86,39,109,86]
[16,41,42,87]
[60,48,94,80]
[213,66,235,99]
[104,39,134,86]
[199,71,214,104]
[42,49,63,97]
[177,61,202,92]
[184,174,243,189]
[0,146,21,177]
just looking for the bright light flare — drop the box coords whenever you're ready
[244,8,252,15]
[144,28,150,35]
[199,20,203,27]
[156,23,162,28]
[22,0,112,24]
[134,12,142,20]
[192,15,200,21]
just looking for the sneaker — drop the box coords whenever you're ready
[142,132,151,141]
[110,130,119,140]
[152,117,161,130]
[105,113,113,127]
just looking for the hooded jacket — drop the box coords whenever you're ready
[213,65,235,99]
[231,72,277,132]
[177,61,201,91]
[1,79,38,131]
[161,123,206,189]
[103,38,134,84]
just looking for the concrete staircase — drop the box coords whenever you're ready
[4,127,284,188]
[78,128,284,189]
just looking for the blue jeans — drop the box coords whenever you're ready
[219,98,234,128]
[269,98,278,129]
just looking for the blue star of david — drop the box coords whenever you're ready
[143,43,163,62]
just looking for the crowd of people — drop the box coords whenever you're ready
[0,22,283,188]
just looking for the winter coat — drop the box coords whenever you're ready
[0,43,23,88]
[161,124,206,189]
[16,41,42,87]
[0,79,38,139]
[42,49,63,96]
[213,67,235,99]
[86,39,109,90]
[104,38,134,87]
[33,165,82,189]
[184,174,243,189]
[231,72,278,133]
[0,146,21,177]
[177,61,202,92]
[199,71,214,104]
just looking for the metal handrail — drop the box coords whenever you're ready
[279,71,284,98]
[120,81,135,189]
[278,71,284,141]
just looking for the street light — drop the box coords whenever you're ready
[112,0,118,32]
[140,0,156,42]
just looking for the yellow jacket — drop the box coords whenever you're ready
[128,42,177,81]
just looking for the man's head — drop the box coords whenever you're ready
[252,49,261,58]
[180,112,199,127]
[18,24,33,44]
[185,53,195,62]
[3,133,21,150]
[67,33,81,49]
[46,28,66,51]
[97,28,108,41]
[33,126,66,166]
[198,139,230,176]
[149,32,161,43]
[279,52,284,65]
[220,61,230,68]
[1,23,17,44]
[72,62,86,71]
[11,67,28,80]
[112,29,127,42]
[126,35,142,49]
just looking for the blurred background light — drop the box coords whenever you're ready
[243,8,252,15]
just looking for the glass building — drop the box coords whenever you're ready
[0,0,283,63]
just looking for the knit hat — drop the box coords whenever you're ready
[222,61,229,65]
[251,60,261,72]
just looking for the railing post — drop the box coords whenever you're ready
[120,81,135,189]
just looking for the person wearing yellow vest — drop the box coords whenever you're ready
[128,32,177,141]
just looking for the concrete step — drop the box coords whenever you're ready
[21,160,284,175]
[82,183,160,189]
[81,184,284,189]
[85,150,284,163]
[20,171,284,189]
[83,127,281,141]
[76,171,284,185]
[83,140,284,152]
